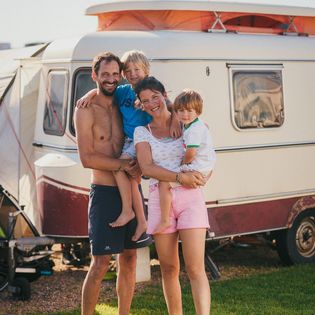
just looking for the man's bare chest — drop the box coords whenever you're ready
[92,105,123,152]
[93,108,115,140]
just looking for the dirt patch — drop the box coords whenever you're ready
[208,238,281,280]
[0,237,282,315]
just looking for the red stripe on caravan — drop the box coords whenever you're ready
[36,175,90,192]
[208,197,299,238]
[36,179,89,236]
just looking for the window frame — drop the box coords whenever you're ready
[228,64,285,131]
[43,69,69,136]
[69,67,96,136]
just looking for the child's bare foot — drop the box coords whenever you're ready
[132,221,148,242]
[154,220,171,234]
[110,210,135,227]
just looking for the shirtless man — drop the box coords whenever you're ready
[74,52,151,315]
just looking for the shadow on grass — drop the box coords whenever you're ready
[97,282,195,315]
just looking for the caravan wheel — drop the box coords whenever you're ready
[276,209,315,265]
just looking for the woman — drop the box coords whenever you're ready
[134,76,211,315]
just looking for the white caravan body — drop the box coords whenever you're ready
[0,0,315,263]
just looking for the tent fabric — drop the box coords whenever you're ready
[0,44,46,101]
[0,75,15,101]
[96,10,315,35]
[0,45,45,224]
[0,79,20,199]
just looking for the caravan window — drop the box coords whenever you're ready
[43,70,69,136]
[70,68,96,135]
[229,66,284,129]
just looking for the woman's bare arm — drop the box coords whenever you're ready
[136,142,205,188]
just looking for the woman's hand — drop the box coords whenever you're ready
[76,89,97,108]
[179,171,206,188]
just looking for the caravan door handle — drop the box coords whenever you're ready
[32,142,43,147]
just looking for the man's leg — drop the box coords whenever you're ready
[116,249,137,315]
[82,255,111,315]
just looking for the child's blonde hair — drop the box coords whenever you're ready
[174,89,203,115]
[121,50,150,76]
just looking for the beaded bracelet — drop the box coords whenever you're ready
[176,172,182,184]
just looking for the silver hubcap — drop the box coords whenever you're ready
[295,217,315,258]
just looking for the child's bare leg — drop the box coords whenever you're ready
[110,160,135,227]
[154,182,172,234]
[131,178,147,241]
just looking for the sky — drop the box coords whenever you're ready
[1,0,315,48]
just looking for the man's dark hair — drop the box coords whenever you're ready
[134,76,166,99]
[92,51,123,75]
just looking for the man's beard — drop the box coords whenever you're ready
[99,82,117,96]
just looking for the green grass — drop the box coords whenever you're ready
[29,263,315,315]
[211,264,315,315]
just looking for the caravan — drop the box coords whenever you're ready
[1,0,315,270]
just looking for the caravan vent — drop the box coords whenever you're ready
[225,15,284,29]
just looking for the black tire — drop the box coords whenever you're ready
[11,277,31,301]
[276,209,315,265]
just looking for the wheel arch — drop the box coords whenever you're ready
[287,195,315,228]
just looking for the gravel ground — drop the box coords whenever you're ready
[0,237,282,315]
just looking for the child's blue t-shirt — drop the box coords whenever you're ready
[114,84,152,139]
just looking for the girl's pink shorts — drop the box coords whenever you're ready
[147,185,210,235]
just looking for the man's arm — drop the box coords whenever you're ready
[74,107,129,171]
